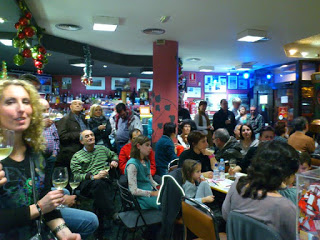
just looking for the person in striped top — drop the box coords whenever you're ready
[70,129,118,239]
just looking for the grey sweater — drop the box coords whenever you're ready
[222,178,296,240]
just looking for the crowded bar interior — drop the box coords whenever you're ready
[0,0,320,239]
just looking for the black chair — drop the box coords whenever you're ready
[168,158,179,172]
[227,211,282,240]
[181,196,225,240]
[116,180,162,239]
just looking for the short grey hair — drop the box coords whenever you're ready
[79,130,93,142]
[214,128,230,143]
[232,97,242,103]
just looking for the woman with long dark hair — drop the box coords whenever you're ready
[239,124,259,155]
[222,141,299,240]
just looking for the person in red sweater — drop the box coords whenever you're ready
[119,129,157,176]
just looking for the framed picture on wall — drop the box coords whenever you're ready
[86,77,105,90]
[111,77,130,90]
[137,79,153,91]
[204,75,227,93]
[187,87,201,98]
[227,75,237,90]
[238,78,247,89]
[205,93,227,111]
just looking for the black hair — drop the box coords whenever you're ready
[220,99,227,104]
[19,74,40,84]
[239,124,255,141]
[163,122,176,137]
[116,103,126,113]
[260,126,275,136]
[236,141,299,200]
[180,120,191,129]
[129,128,141,139]
[198,101,207,107]
[299,152,311,167]
[187,131,206,148]
[293,117,308,131]
[274,122,286,136]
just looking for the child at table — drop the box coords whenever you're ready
[182,159,215,204]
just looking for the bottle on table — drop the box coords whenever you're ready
[219,158,225,180]
[213,163,219,180]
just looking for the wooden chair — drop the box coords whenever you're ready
[181,196,226,240]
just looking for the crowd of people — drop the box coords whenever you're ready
[0,76,317,240]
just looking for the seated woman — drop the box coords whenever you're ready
[155,122,178,176]
[88,104,112,149]
[274,121,288,143]
[178,131,215,178]
[177,121,191,150]
[236,106,249,124]
[239,124,259,155]
[222,141,299,240]
[0,80,80,240]
[125,135,159,210]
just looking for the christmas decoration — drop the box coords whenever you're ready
[0,61,8,79]
[81,45,93,86]
[12,0,49,74]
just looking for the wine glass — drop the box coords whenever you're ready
[229,159,237,180]
[102,121,107,131]
[0,129,14,161]
[69,175,80,195]
[49,109,59,121]
[52,167,68,208]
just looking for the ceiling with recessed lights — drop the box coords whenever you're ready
[1,0,320,77]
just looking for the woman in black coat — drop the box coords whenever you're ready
[88,104,113,150]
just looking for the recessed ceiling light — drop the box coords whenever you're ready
[301,52,308,57]
[199,66,214,72]
[142,28,165,35]
[186,58,201,62]
[0,17,7,24]
[237,29,267,43]
[0,39,12,46]
[235,63,253,71]
[103,65,107,68]
[69,59,94,67]
[93,16,119,32]
[289,49,297,55]
[55,23,82,31]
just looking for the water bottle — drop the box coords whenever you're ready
[219,158,225,180]
[213,163,219,180]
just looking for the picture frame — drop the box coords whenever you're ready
[137,79,153,91]
[204,75,227,93]
[238,78,247,89]
[86,77,105,90]
[205,93,227,111]
[111,77,130,90]
[228,75,238,90]
[187,87,201,98]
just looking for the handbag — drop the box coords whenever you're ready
[29,155,57,240]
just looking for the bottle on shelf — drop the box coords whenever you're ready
[218,158,225,180]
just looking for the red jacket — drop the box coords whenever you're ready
[119,142,157,176]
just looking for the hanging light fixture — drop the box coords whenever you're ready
[81,45,93,86]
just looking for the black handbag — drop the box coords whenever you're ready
[29,156,57,240]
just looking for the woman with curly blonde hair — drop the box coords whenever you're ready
[0,79,80,240]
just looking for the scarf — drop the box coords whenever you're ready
[115,109,135,129]
[198,110,210,127]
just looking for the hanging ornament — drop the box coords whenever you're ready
[18,32,25,39]
[25,12,32,19]
[14,22,21,30]
[22,48,32,58]
[81,45,93,86]
[37,69,43,75]
[0,61,8,79]
[38,46,46,54]
[19,17,29,26]
[24,26,35,38]
[13,37,21,48]
[13,54,26,66]
[34,60,43,69]
[37,54,44,61]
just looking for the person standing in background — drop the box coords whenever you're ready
[194,101,214,146]
[247,106,265,138]
[231,97,242,121]
[213,99,236,136]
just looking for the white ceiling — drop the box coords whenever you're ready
[2,0,320,74]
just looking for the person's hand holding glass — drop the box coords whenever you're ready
[49,109,59,121]
[52,167,68,208]
[0,129,14,161]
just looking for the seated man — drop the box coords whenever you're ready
[70,130,119,239]
[212,128,243,163]
[119,128,156,176]
[230,126,275,174]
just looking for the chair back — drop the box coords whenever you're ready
[181,196,219,240]
[168,158,179,172]
[227,211,282,240]
[117,180,142,211]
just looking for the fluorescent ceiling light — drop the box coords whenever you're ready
[289,49,297,55]
[69,59,94,68]
[301,52,308,57]
[235,63,253,71]
[93,16,119,32]
[237,29,267,43]
[141,70,153,75]
[71,63,86,67]
[199,66,214,72]
[0,39,12,46]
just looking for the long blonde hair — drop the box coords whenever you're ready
[0,79,45,152]
[89,104,102,118]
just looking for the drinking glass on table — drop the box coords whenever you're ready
[52,167,68,208]
[49,109,59,121]
[0,129,14,161]
[69,175,80,195]
[229,158,237,180]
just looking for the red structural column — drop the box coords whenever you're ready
[151,40,179,143]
